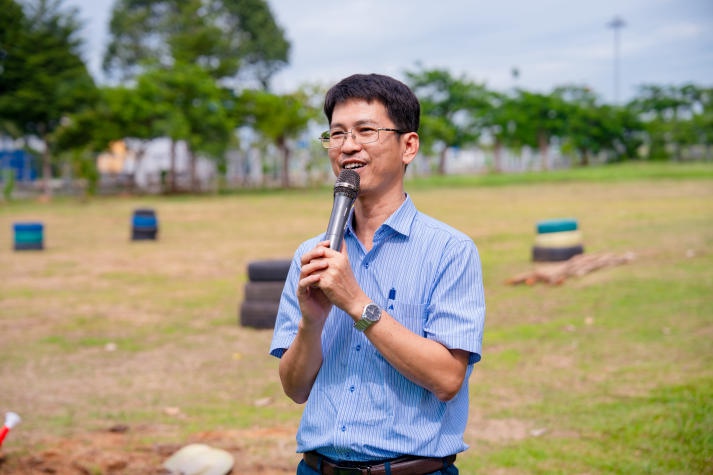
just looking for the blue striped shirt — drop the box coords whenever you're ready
[270,195,485,461]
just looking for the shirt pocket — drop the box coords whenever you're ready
[390,302,427,336]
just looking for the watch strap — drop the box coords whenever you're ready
[354,302,382,332]
[353,318,373,331]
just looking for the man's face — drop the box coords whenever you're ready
[328,99,417,199]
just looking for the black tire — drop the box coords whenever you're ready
[244,281,285,302]
[131,228,158,240]
[14,242,44,251]
[247,259,291,282]
[532,245,584,262]
[239,300,280,329]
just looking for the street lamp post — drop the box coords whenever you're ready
[607,16,626,104]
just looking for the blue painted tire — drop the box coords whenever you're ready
[131,208,158,241]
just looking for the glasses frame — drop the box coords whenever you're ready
[319,127,404,149]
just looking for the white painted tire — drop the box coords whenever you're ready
[534,230,583,248]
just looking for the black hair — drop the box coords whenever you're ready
[323,74,420,133]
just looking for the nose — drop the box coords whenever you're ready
[341,130,362,151]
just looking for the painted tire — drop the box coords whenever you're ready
[239,300,280,329]
[536,218,578,234]
[534,230,583,248]
[14,241,44,251]
[131,208,158,240]
[532,245,584,262]
[13,222,44,251]
[247,259,291,282]
[244,281,285,301]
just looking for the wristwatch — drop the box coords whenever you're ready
[354,302,382,332]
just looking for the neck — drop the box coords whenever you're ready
[352,190,406,250]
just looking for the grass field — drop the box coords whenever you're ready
[1,162,712,474]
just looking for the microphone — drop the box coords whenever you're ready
[325,169,360,250]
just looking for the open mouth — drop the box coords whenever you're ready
[343,163,365,170]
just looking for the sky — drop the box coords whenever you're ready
[65,0,713,104]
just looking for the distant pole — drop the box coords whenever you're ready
[607,16,626,104]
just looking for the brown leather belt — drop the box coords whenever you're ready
[303,451,457,475]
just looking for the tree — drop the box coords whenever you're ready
[103,0,289,88]
[406,67,489,174]
[511,89,567,171]
[480,90,521,172]
[132,63,235,192]
[237,87,320,188]
[0,0,97,198]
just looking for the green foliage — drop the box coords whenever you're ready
[0,0,98,197]
[407,66,490,174]
[0,0,97,137]
[628,83,713,161]
[103,0,289,88]
[238,87,321,187]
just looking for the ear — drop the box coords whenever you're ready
[401,132,419,167]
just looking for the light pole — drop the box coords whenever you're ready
[607,16,626,104]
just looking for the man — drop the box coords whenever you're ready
[270,73,485,475]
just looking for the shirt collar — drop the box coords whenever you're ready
[345,193,416,239]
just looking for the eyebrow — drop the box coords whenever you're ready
[329,119,378,130]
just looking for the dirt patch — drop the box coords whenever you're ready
[0,425,300,474]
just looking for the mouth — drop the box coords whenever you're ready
[342,162,366,170]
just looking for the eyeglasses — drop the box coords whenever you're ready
[319,126,404,149]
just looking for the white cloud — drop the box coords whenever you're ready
[64,0,713,103]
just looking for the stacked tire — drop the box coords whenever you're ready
[131,208,158,240]
[532,218,584,262]
[239,259,291,329]
[13,222,44,251]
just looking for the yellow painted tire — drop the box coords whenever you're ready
[534,230,583,248]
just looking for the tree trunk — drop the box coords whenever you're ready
[40,130,53,200]
[127,143,147,194]
[493,140,503,172]
[279,137,290,188]
[437,147,448,175]
[169,139,177,193]
[189,148,198,192]
[538,132,549,171]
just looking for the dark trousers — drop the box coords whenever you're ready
[296,459,459,475]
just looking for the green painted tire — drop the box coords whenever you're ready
[536,218,578,234]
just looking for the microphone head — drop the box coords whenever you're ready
[334,169,360,199]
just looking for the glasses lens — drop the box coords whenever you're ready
[321,127,383,149]
[357,127,379,144]
[319,131,332,149]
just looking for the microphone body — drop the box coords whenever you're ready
[325,170,360,250]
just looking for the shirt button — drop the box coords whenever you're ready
[349,385,355,392]
[355,344,361,351]
[341,425,346,432]
[364,262,369,268]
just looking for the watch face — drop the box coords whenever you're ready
[364,303,381,321]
